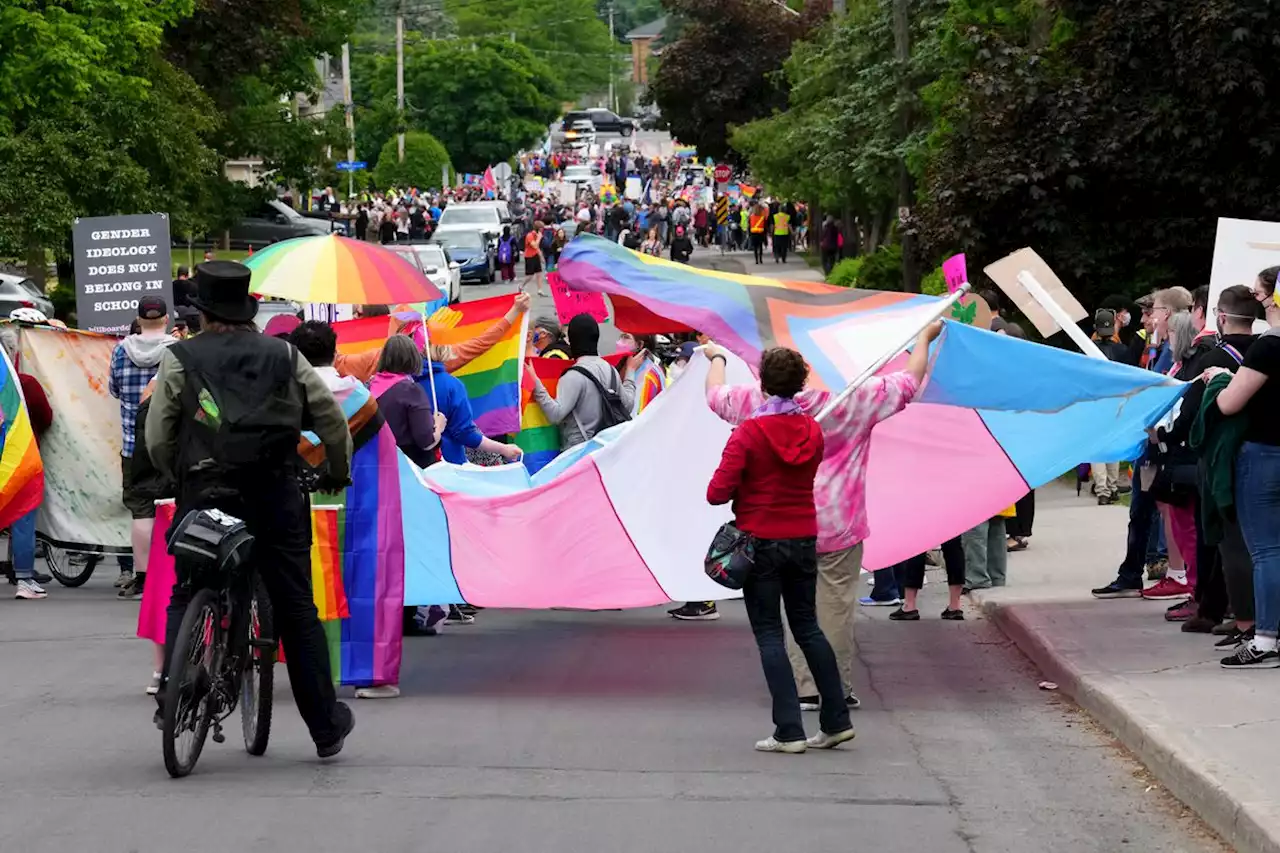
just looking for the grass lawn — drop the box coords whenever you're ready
[170,248,251,276]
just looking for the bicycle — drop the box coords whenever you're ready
[160,508,275,778]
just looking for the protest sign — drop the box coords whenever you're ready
[72,214,173,333]
[547,271,609,326]
[1207,217,1279,332]
[942,253,968,293]
[983,247,1087,338]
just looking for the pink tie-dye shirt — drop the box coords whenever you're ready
[706,373,919,554]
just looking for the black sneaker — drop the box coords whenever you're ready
[1215,626,1253,648]
[889,607,920,621]
[317,702,356,758]
[800,694,861,712]
[941,608,965,621]
[669,602,720,621]
[1220,642,1280,669]
[117,573,145,600]
[445,604,475,625]
[1090,580,1142,599]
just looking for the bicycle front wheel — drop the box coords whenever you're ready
[162,588,220,778]
[241,578,275,756]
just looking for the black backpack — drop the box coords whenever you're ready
[568,365,631,438]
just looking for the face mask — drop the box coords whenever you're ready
[615,339,638,355]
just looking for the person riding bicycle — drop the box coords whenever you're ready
[146,261,357,759]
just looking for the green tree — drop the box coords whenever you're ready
[362,38,562,174]
[648,0,823,161]
[446,0,616,97]
[373,131,452,190]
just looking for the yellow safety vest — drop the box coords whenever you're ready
[773,213,791,235]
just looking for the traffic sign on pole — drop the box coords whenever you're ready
[336,161,367,172]
[713,164,732,184]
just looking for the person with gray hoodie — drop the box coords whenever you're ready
[529,314,639,449]
[108,297,176,609]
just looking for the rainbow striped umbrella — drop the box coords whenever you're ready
[245,234,443,305]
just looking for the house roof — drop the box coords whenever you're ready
[625,15,667,41]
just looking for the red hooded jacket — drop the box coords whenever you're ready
[707,411,824,540]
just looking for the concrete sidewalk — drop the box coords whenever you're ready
[970,482,1278,853]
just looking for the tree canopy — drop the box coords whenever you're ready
[373,131,453,190]
[357,37,562,175]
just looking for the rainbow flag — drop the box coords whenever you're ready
[428,294,527,435]
[634,360,665,415]
[516,353,626,474]
[333,315,390,357]
[310,507,348,621]
[317,425,405,687]
[0,348,43,528]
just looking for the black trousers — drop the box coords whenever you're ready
[1006,490,1035,538]
[897,536,965,590]
[162,475,340,745]
[774,234,791,262]
[742,537,850,743]
[751,233,766,264]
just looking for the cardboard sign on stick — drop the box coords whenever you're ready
[983,248,1087,338]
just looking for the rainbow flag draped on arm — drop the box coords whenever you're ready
[0,348,43,528]
[428,294,526,435]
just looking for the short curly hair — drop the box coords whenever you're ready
[759,347,809,398]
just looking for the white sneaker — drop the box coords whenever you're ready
[15,579,47,599]
[754,736,806,754]
[113,569,134,589]
[145,672,162,696]
[355,684,401,699]
[806,728,856,749]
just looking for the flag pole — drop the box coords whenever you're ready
[813,284,972,423]
[421,318,440,412]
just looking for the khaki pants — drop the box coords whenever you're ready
[1092,462,1120,499]
[784,543,861,697]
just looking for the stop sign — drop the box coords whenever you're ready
[713,164,732,184]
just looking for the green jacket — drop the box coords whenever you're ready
[1189,373,1248,546]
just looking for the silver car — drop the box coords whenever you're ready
[0,272,56,320]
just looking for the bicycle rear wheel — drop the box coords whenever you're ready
[241,578,274,756]
[44,547,99,587]
[162,588,220,778]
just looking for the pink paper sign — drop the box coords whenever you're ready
[942,253,968,293]
[547,270,609,325]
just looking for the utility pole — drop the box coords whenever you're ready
[893,0,920,292]
[607,3,615,113]
[396,0,405,163]
[342,42,355,200]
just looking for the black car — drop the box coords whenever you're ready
[562,109,635,137]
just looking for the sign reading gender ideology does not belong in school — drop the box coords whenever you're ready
[72,213,173,333]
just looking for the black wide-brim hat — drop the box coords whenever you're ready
[190,260,259,323]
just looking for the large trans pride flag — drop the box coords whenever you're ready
[399,319,1185,604]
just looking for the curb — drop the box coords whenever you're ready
[977,596,1280,853]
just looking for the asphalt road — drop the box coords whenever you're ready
[0,573,1228,853]
[0,246,1230,852]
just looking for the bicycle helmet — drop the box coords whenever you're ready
[166,508,255,577]
[9,307,48,324]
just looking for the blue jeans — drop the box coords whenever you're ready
[1236,442,1280,640]
[869,567,900,601]
[742,537,851,742]
[11,508,37,580]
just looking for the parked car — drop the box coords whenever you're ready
[389,243,461,304]
[561,119,597,151]
[0,273,55,320]
[562,109,635,137]
[226,200,331,250]
[563,163,603,195]
[431,227,495,285]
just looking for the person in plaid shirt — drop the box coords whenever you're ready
[701,321,941,713]
[108,297,176,602]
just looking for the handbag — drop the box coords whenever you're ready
[704,521,755,590]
